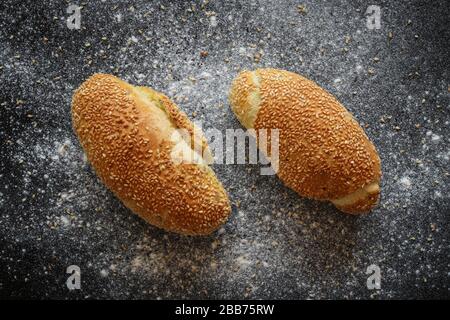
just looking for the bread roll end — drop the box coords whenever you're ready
[331,181,380,214]
[229,70,261,129]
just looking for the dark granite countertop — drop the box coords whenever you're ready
[0,0,448,299]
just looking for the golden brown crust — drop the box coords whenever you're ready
[72,74,230,235]
[229,68,382,214]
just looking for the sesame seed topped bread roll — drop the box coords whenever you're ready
[72,74,230,235]
[229,68,381,214]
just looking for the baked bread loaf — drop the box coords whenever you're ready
[72,74,231,235]
[229,68,381,214]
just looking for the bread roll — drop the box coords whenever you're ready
[72,74,231,235]
[229,68,381,214]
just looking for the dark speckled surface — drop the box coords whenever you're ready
[0,0,449,299]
